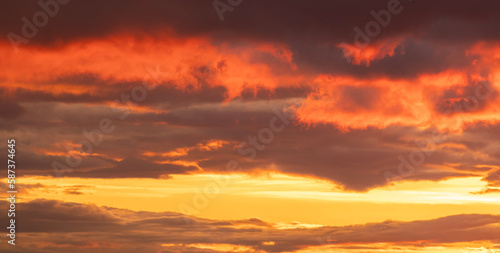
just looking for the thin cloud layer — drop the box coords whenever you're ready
[2,199,499,253]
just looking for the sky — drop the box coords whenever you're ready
[1,0,500,252]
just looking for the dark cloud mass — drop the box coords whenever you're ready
[2,0,500,45]
[2,100,499,191]
[0,0,499,79]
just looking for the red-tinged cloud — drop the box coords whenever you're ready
[2,0,500,190]
[295,69,500,131]
[0,36,305,105]
[1,37,500,132]
[337,37,406,66]
[3,199,500,253]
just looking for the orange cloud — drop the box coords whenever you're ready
[294,70,499,132]
[0,35,300,100]
[337,37,405,66]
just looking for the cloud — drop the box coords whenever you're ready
[6,199,500,253]
[481,169,500,187]
[2,0,500,46]
[2,0,500,192]
[3,98,500,191]
[471,187,500,194]
[0,100,26,119]
[72,157,198,178]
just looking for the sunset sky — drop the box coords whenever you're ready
[1,0,500,252]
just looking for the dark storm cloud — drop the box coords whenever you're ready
[2,0,500,46]
[3,99,500,190]
[289,36,483,79]
[2,0,500,79]
[195,124,484,191]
